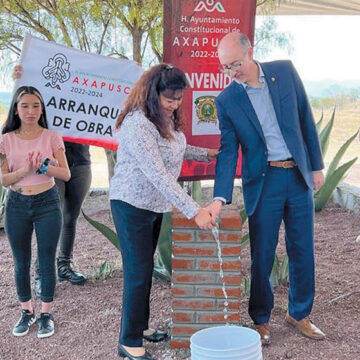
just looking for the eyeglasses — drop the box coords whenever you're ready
[218,57,247,74]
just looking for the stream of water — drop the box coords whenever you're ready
[211,225,230,323]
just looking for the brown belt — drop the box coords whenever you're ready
[268,160,296,168]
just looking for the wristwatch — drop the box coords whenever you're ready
[36,157,50,175]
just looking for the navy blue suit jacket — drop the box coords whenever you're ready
[214,60,324,216]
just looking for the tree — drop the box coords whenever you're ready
[0,0,115,55]
[255,0,293,60]
[254,16,293,60]
[102,0,162,64]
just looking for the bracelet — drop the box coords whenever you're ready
[36,157,50,175]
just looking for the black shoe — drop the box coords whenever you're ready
[143,329,168,343]
[57,258,87,285]
[37,313,54,339]
[118,344,154,360]
[12,309,36,337]
[34,267,41,298]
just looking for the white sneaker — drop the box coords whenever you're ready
[12,309,36,337]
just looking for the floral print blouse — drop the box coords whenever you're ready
[109,110,209,219]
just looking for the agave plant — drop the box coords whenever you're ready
[239,208,250,248]
[242,253,289,295]
[154,212,172,280]
[314,108,358,211]
[81,210,119,250]
[270,253,289,287]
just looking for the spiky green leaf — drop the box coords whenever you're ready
[191,181,202,202]
[279,254,289,285]
[241,233,250,248]
[315,111,324,133]
[156,212,172,276]
[81,210,120,251]
[315,157,358,211]
[319,108,335,156]
[153,264,171,282]
[96,260,115,280]
[240,208,248,224]
[326,129,359,179]
[270,254,279,287]
[241,277,251,295]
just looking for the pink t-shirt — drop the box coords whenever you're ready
[0,128,65,186]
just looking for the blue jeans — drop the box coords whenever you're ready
[5,186,62,302]
[248,166,315,324]
[110,200,163,347]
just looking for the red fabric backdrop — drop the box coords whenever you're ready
[163,0,256,180]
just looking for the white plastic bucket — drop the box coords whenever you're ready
[190,325,263,360]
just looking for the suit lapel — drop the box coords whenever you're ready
[261,63,282,128]
[232,82,266,144]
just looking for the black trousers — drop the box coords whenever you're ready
[56,164,92,259]
[110,199,163,347]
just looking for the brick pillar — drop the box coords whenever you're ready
[171,206,242,349]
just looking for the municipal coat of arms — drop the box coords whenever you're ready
[194,95,218,124]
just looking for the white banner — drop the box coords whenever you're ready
[15,34,143,150]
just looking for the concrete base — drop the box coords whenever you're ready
[332,182,360,213]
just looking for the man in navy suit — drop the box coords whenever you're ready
[207,32,326,344]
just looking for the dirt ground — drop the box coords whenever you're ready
[0,192,359,360]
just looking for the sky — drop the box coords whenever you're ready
[261,15,360,82]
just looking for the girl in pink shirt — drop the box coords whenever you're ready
[0,86,70,339]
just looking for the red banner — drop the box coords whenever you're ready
[164,0,256,180]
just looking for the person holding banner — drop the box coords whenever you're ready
[0,86,70,338]
[109,64,217,360]
[206,32,326,344]
[13,65,89,296]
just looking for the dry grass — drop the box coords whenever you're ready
[314,102,360,164]
[90,147,108,188]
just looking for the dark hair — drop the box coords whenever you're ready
[2,86,48,134]
[115,64,188,139]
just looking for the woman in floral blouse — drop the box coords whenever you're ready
[109,64,217,360]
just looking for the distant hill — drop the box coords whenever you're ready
[2,80,360,106]
[304,79,360,98]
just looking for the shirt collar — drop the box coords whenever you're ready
[238,61,265,90]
